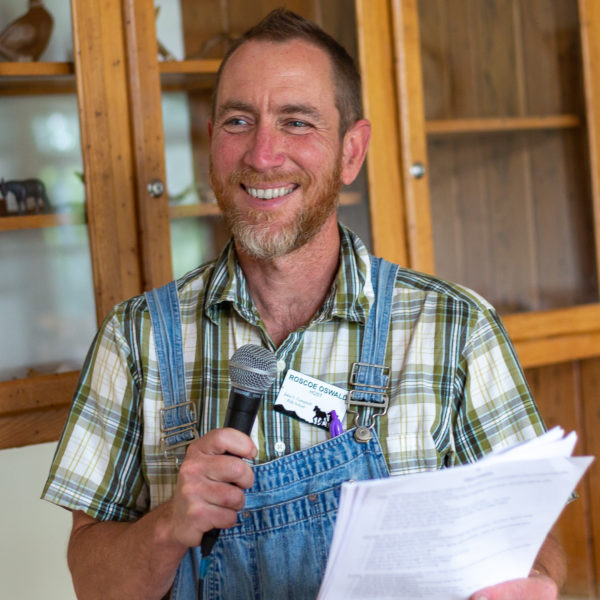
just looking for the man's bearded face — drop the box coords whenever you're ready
[210,158,343,260]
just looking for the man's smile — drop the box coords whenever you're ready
[242,184,298,200]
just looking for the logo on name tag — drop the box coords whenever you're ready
[274,369,347,430]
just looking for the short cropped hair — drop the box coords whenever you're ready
[211,8,363,137]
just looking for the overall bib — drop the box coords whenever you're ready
[146,257,398,599]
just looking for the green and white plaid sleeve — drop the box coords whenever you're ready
[453,304,545,463]
[42,301,150,522]
[380,268,546,476]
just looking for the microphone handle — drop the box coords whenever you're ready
[200,388,263,561]
[223,388,263,435]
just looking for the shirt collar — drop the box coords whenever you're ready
[204,223,373,326]
[322,224,372,324]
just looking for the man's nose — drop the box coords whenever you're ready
[243,124,285,170]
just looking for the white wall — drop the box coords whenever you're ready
[0,442,76,599]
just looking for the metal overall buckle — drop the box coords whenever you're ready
[159,400,199,467]
[346,362,390,443]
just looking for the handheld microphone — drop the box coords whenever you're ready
[224,344,278,434]
[198,345,277,585]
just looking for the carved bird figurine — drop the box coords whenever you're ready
[0,0,54,62]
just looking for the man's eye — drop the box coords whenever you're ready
[223,117,249,128]
[285,120,312,131]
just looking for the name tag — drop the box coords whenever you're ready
[274,369,347,430]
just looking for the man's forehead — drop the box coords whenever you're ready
[216,38,336,105]
[224,37,331,69]
[215,98,324,120]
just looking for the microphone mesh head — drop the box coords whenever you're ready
[229,344,278,393]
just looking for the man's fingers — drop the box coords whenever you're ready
[470,575,558,600]
[180,447,255,490]
[187,428,258,461]
[177,463,250,510]
[167,428,257,547]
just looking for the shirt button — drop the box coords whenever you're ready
[277,359,286,372]
[274,440,286,455]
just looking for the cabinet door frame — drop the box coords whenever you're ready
[355,0,409,266]
[123,0,173,292]
[391,0,600,368]
[72,0,144,319]
[580,0,600,295]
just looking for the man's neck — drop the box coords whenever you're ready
[236,218,341,347]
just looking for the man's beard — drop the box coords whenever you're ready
[210,161,342,260]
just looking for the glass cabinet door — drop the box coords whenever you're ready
[153,0,376,278]
[416,0,598,315]
[0,0,96,383]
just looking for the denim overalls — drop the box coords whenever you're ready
[146,257,398,599]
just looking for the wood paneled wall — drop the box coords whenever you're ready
[525,358,600,598]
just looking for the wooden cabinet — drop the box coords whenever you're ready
[391,1,600,596]
[0,0,404,447]
[0,0,145,449]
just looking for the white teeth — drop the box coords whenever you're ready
[246,186,293,199]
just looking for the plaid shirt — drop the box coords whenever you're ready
[43,225,545,522]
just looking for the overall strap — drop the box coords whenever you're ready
[347,256,399,442]
[145,282,198,459]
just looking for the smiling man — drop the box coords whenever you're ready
[209,38,355,264]
[43,9,565,600]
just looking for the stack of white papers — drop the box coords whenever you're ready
[318,427,593,600]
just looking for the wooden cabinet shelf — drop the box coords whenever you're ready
[0,61,75,94]
[504,303,600,366]
[0,59,222,94]
[0,62,73,76]
[169,202,221,219]
[0,193,361,229]
[426,114,582,136]
[159,58,219,91]
[0,212,85,231]
[158,58,220,74]
[0,371,79,448]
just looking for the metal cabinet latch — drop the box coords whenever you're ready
[409,162,426,179]
[147,179,165,197]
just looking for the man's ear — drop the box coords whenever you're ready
[340,119,371,185]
